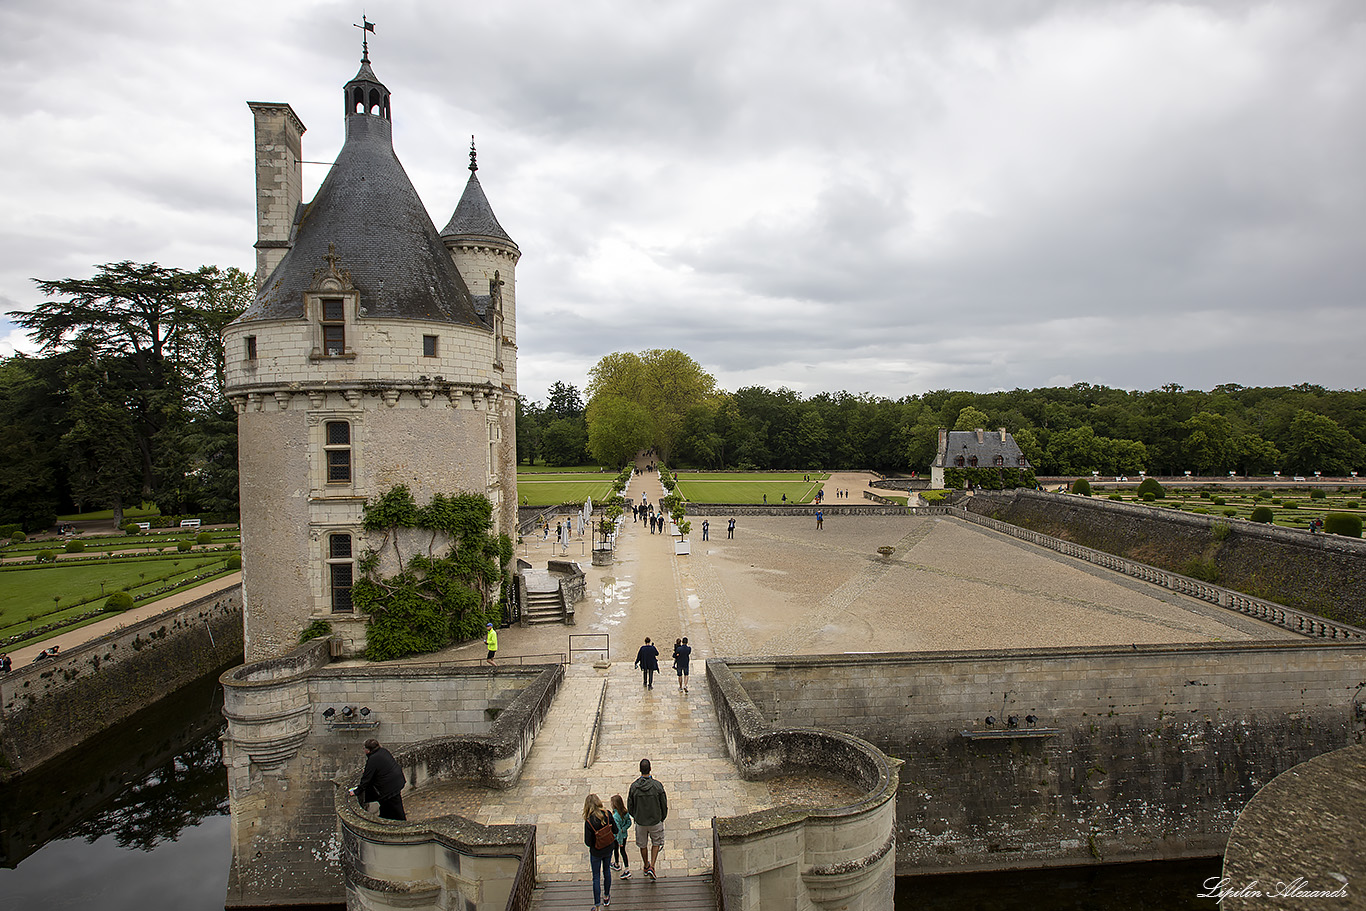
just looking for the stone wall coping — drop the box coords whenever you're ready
[686,504,909,517]
[334,662,564,794]
[720,639,1366,671]
[707,658,899,839]
[221,637,330,688]
[313,661,553,682]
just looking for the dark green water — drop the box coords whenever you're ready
[0,670,1223,910]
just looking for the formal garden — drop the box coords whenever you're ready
[0,522,242,648]
[1080,479,1365,534]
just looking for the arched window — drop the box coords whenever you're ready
[968,456,978,467]
[327,533,354,613]
[994,455,1004,466]
[954,456,965,467]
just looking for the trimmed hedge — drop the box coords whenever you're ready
[104,591,135,612]
[1250,506,1274,523]
[1324,513,1363,538]
[1136,477,1165,499]
[1071,478,1092,496]
[65,539,86,553]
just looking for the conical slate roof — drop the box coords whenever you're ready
[441,170,518,249]
[241,105,484,327]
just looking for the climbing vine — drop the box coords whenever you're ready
[354,485,514,661]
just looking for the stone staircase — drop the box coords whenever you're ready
[522,586,567,625]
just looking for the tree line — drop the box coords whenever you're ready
[518,350,1366,480]
[1,262,251,531]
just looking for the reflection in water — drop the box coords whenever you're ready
[0,667,234,910]
[896,858,1223,911]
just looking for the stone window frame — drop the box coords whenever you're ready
[423,334,438,357]
[324,420,353,484]
[306,288,359,361]
[326,531,356,613]
[308,411,365,499]
[487,418,501,485]
[245,335,257,362]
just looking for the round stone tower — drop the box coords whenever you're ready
[225,51,519,661]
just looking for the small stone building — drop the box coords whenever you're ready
[931,428,1030,489]
[223,49,520,660]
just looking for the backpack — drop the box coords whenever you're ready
[592,814,614,850]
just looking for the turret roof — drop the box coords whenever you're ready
[239,65,484,327]
[441,144,518,249]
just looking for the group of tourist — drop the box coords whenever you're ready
[582,757,670,909]
[632,636,693,692]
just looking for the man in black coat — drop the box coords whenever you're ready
[634,637,660,689]
[353,738,406,820]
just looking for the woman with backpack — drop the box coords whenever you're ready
[583,793,618,909]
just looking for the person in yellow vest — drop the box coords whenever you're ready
[486,622,498,666]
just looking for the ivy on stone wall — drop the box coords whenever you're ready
[355,485,514,661]
[943,467,1038,490]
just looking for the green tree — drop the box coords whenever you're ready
[586,396,653,467]
[1284,410,1363,475]
[953,406,991,432]
[586,349,716,464]
[541,417,590,466]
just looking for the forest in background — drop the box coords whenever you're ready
[4,267,1363,535]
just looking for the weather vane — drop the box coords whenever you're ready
[354,15,376,61]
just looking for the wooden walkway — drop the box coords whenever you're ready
[531,873,714,909]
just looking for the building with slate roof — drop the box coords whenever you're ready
[224,48,519,661]
[931,428,1030,489]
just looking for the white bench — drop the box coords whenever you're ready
[136,522,151,532]
[180,519,202,529]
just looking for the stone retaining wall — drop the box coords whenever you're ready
[724,642,1366,875]
[707,659,899,910]
[967,489,1366,627]
[686,504,908,517]
[0,585,244,776]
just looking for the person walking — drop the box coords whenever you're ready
[485,622,498,665]
[610,794,633,879]
[816,508,823,530]
[628,758,669,879]
[727,518,735,539]
[583,793,618,909]
[353,739,406,820]
[634,637,659,689]
[674,637,692,693]
[701,519,709,541]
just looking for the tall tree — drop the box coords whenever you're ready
[11,262,250,516]
[586,349,716,464]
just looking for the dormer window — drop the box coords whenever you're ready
[321,298,346,356]
[954,456,965,467]
[994,455,1004,466]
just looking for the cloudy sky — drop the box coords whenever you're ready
[2,0,1363,404]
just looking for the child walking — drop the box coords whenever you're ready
[610,794,633,879]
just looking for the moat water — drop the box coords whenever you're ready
[0,670,1220,910]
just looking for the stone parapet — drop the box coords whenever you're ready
[723,643,1366,875]
[707,659,899,911]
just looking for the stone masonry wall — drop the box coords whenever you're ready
[726,642,1366,875]
[0,586,243,775]
[968,489,1366,627]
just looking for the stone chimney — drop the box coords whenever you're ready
[1000,428,1007,442]
[976,428,984,443]
[247,102,306,290]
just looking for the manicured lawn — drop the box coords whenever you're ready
[517,464,614,474]
[0,555,229,638]
[674,479,824,504]
[676,472,828,481]
[517,479,616,506]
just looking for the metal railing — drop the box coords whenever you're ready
[569,633,609,663]
[503,832,538,911]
